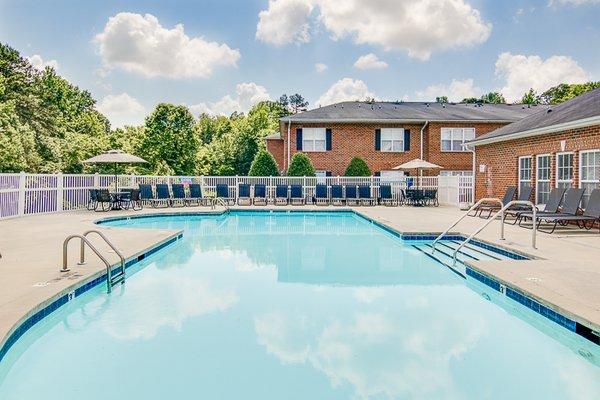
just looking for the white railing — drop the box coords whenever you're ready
[0,173,473,219]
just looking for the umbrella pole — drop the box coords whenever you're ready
[114,163,118,193]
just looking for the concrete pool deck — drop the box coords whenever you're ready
[1,205,599,350]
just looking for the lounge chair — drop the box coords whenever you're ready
[290,185,304,205]
[345,185,359,206]
[519,188,585,232]
[471,186,516,218]
[170,184,186,207]
[505,187,566,225]
[275,184,289,205]
[95,189,112,212]
[87,189,99,211]
[186,183,205,206]
[216,183,235,205]
[238,184,251,206]
[152,184,171,208]
[531,189,600,234]
[379,185,396,206]
[139,184,154,205]
[314,184,329,205]
[331,185,344,206]
[358,185,375,206]
[253,184,267,206]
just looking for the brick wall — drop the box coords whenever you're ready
[265,138,284,173]
[473,124,600,201]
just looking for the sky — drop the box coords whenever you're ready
[1,0,599,128]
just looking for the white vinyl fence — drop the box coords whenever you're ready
[0,172,473,220]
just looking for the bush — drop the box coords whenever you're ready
[248,149,279,176]
[344,157,371,176]
[287,152,315,176]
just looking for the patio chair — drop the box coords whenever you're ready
[87,189,99,211]
[152,184,171,208]
[216,183,235,205]
[95,189,112,212]
[531,189,600,234]
[171,184,186,207]
[290,185,304,205]
[519,188,585,232]
[238,184,251,206]
[121,189,143,211]
[331,185,344,206]
[139,184,154,205]
[186,183,205,206]
[504,187,566,225]
[275,184,289,205]
[314,184,329,205]
[345,185,359,206]
[405,189,426,206]
[358,185,375,206]
[424,189,439,207]
[470,186,516,218]
[253,184,268,206]
[379,184,396,206]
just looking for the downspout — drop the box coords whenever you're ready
[420,121,429,179]
[465,143,476,204]
[287,117,291,171]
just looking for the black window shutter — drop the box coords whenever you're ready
[326,128,332,150]
[296,128,303,151]
[374,171,381,177]
[326,171,332,177]
[375,129,381,151]
[404,129,411,151]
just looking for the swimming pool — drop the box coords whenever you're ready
[1,211,599,399]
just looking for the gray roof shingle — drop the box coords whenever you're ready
[470,88,600,146]
[281,101,546,123]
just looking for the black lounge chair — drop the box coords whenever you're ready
[345,185,359,206]
[471,186,517,218]
[275,184,288,205]
[314,184,329,205]
[533,189,600,234]
[87,189,99,211]
[358,185,375,206]
[171,184,186,207]
[238,184,251,205]
[216,183,235,205]
[379,185,396,206]
[139,184,154,205]
[152,184,171,208]
[253,184,267,206]
[95,189,112,212]
[505,187,566,225]
[186,183,205,206]
[519,188,585,233]
[331,184,344,206]
[290,185,304,205]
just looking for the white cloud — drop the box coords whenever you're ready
[96,93,146,128]
[550,0,600,5]
[415,78,480,102]
[256,0,313,45]
[315,62,328,73]
[354,53,388,70]
[494,52,589,102]
[190,82,271,116]
[94,12,240,78]
[27,54,59,70]
[316,77,376,106]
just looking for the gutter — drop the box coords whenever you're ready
[278,118,519,124]
[469,115,600,147]
[287,117,291,171]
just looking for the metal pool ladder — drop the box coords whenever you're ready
[212,197,230,211]
[61,230,126,293]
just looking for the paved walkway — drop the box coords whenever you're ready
[1,205,599,349]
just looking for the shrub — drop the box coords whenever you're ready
[287,152,315,176]
[248,149,279,176]
[344,157,371,176]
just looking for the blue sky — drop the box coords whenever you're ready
[1,0,599,128]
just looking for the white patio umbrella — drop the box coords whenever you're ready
[82,149,148,192]
[392,158,442,188]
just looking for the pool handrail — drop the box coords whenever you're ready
[79,230,126,291]
[431,197,502,253]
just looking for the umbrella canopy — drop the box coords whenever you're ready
[392,158,442,170]
[83,150,148,192]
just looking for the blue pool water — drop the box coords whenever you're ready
[1,211,600,399]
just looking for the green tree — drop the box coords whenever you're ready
[140,103,199,175]
[540,82,600,104]
[287,152,315,176]
[480,92,506,104]
[521,88,540,105]
[344,157,371,176]
[248,149,279,176]
[435,96,448,103]
[279,93,308,114]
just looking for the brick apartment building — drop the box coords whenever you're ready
[265,101,543,179]
[469,87,600,208]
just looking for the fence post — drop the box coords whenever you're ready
[18,171,26,217]
[130,174,135,188]
[56,172,64,212]
[235,175,239,203]
[94,172,99,188]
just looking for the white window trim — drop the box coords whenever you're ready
[536,154,551,204]
[440,127,476,152]
[518,156,532,196]
[555,152,574,188]
[302,128,327,152]
[579,149,600,204]
[380,128,405,153]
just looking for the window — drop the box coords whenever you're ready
[556,152,573,189]
[302,128,326,152]
[441,128,475,152]
[519,156,532,196]
[536,154,551,204]
[580,150,600,208]
[439,170,473,177]
[380,128,404,152]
